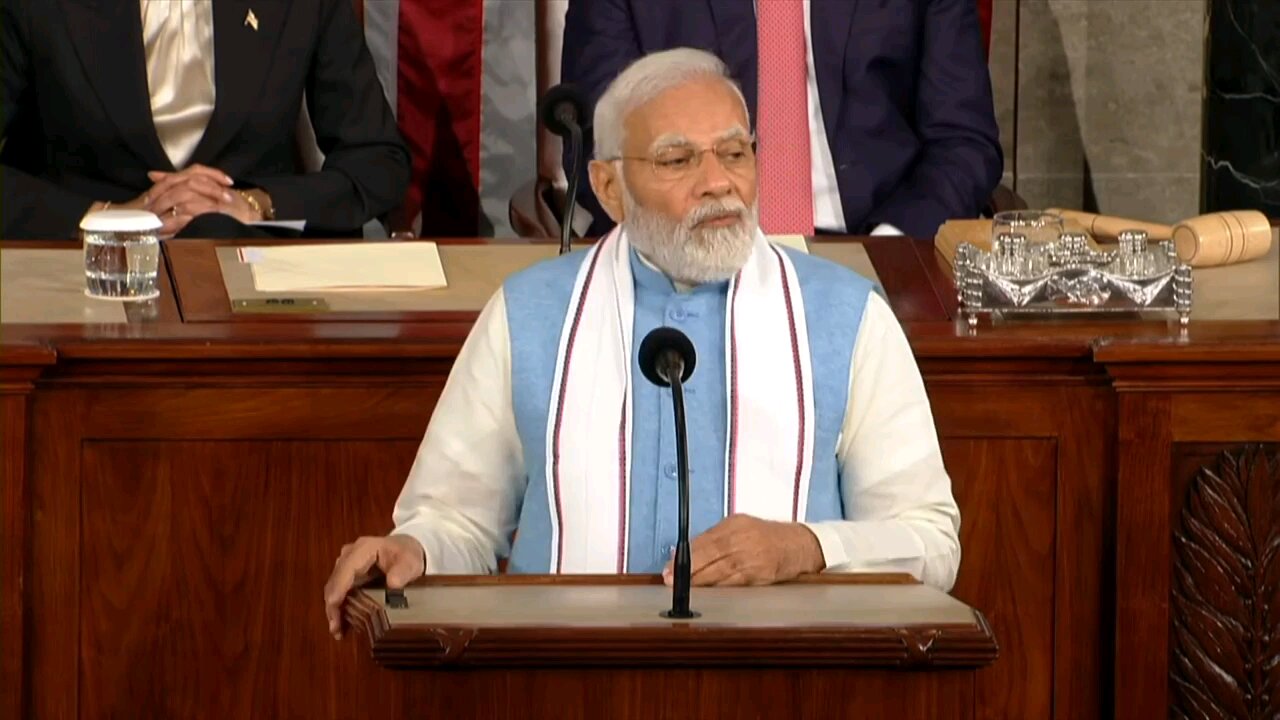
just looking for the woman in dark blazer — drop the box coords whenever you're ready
[0,0,411,239]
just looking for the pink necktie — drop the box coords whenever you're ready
[756,0,814,235]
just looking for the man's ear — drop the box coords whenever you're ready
[588,160,625,223]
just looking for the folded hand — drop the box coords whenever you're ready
[145,165,256,236]
[663,514,825,587]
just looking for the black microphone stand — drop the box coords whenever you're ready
[559,119,582,257]
[661,354,698,619]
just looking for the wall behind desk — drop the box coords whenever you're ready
[989,0,1207,222]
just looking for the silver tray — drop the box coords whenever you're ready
[954,230,1193,327]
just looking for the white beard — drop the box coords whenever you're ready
[621,190,758,286]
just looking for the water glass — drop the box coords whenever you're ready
[992,210,1064,248]
[80,209,162,301]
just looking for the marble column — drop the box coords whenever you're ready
[1201,0,1280,217]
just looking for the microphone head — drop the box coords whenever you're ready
[638,327,697,387]
[539,83,589,138]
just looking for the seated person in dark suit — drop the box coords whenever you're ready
[0,0,411,239]
[561,0,1003,239]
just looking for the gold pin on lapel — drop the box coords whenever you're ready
[245,9,259,31]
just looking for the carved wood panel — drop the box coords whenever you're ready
[1171,444,1280,720]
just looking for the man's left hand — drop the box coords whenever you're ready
[662,514,826,587]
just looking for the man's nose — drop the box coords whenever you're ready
[692,151,733,198]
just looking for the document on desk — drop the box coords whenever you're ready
[769,234,810,253]
[237,242,447,292]
[249,220,307,232]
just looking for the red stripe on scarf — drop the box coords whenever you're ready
[771,247,806,522]
[549,242,608,572]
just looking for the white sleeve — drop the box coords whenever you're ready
[391,288,525,574]
[802,293,962,590]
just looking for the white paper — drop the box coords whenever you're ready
[768,234,810,253]
[238,242,447,292]
[250,220,307,231]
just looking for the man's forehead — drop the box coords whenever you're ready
[649,126,749,150]
[623,78,748,146]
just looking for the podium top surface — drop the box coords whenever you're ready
[363,578,973,628]
[344,574,997,670]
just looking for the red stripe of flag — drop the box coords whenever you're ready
[397,0,483,236]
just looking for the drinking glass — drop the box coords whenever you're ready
[991,210,1064,248]
[80,209,162,301]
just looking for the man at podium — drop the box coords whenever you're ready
[326,49,959,638]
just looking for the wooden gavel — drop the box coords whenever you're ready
[1046,208,1273,267]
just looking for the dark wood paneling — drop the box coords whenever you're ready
[858,236,949,322]
[0,394,26,720]
[930,383,1113,720]
[1053,387,1116,720]
[911,236,960,319]
[65,387,437,440]
[1171,393,1280,441]
[1114,394,1174,720]
[78,440,416,718]
[1097,333,1280,365]
[29,389,85,718]
[394,668,973,720]
[930,384,1089,437]
[0,352,46,720]
[944,438,1057,720]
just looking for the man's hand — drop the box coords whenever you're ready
[663,514,826,587]
[324,534,425,639]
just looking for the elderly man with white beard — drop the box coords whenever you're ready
[324,48,961,638]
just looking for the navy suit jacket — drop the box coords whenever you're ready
[561,0,1003,238]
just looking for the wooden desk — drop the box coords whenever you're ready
[3,235,1278,719]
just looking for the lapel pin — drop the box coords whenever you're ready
[245,9,259,31]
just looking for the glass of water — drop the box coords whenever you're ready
[991,210,1065,248]
[80,209,162,301]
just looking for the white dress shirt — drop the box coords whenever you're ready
[786,0,902,236]
[392,285,961,590]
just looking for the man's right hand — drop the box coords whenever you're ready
[323,534,425,640]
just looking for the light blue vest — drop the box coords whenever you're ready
[503,248,874,573]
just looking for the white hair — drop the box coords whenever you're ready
[592,48,749,160]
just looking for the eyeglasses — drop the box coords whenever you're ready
[608,136,757,181]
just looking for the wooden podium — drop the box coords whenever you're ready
[343,574,997,719]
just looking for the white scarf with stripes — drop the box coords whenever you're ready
[543,227,816,573]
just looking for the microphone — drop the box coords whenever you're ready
[638,327,699,619]
[539,83,589,257]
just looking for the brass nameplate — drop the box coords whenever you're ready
[231,297,330,313]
